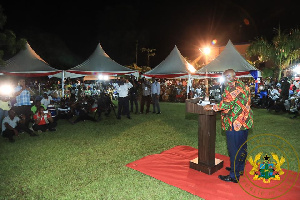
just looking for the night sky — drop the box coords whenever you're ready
[1,0,298,69]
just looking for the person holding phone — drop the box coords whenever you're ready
[13,78,34,129]
[33,106,57,132]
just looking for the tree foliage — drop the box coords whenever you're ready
[247,27,300,80]
[0,4,26,65]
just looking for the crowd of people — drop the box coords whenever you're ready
[252,77,300,118]
[0,75,299,143]
[0,76,162,143]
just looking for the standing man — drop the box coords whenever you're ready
[151,77,161,114]
[204,69,253,183]
[13,78,34,129]
[117,77,133,119]
[140,78,151,114]
[280,77,290,101]
[129,78,139,114]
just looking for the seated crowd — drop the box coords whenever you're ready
[252,77,300,117]
[1,89,115,143]
[1,76,299,143]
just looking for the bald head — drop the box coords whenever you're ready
[223,69,236,83]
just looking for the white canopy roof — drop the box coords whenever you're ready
[144,45,196,78]
[0,42,61,77]
[196,40,259,77]
[67,43,134,76]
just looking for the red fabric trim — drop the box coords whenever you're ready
[197,71,250,77]
[1,71,61,77]
[144,73,188,78]
[66,71,133,75]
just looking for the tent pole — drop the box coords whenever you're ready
[205,69,209,97]
[62,70,65,98]
[187,73,191,99]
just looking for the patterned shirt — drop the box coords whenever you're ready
[212,79,253,131]
[14,86,31,106]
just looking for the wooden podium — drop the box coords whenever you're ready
[186,98,223,175]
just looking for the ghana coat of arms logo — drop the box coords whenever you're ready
[248,152,285,183]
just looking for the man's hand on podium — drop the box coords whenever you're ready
[204,104,213,111]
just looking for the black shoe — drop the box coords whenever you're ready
[152,111,156,113]
[225,167,244,175]
[218,175,238,183]
[157,112,161,114]
[127,116,131,119]
[49,128,56,132]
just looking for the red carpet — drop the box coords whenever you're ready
[126,146,300,200]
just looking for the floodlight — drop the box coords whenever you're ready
[219,77,225,84]
[293,65,300,74]
[0,84,13,96]
[98,74,109,80]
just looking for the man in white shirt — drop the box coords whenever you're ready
[269,86,280,101]
[151,77,161,114]
[117,77,133,119]
[2,109,37,142]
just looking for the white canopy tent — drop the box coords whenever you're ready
[67,43,135,76]
[144,45,196,96]
[144,45,196,78]
[196,40,261,94]
[0,42,61,77]
[196,40,260,78]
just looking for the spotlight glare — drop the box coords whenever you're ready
[0,84,13,96]
[219,77,225,84]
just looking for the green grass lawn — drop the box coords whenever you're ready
[0,102,299,199]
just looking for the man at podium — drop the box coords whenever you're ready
[204,69,253,183]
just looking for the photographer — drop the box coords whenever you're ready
[69,97,97,124]
[33,106,57,132]
[129,77,139,114]
[97,93,113,121]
